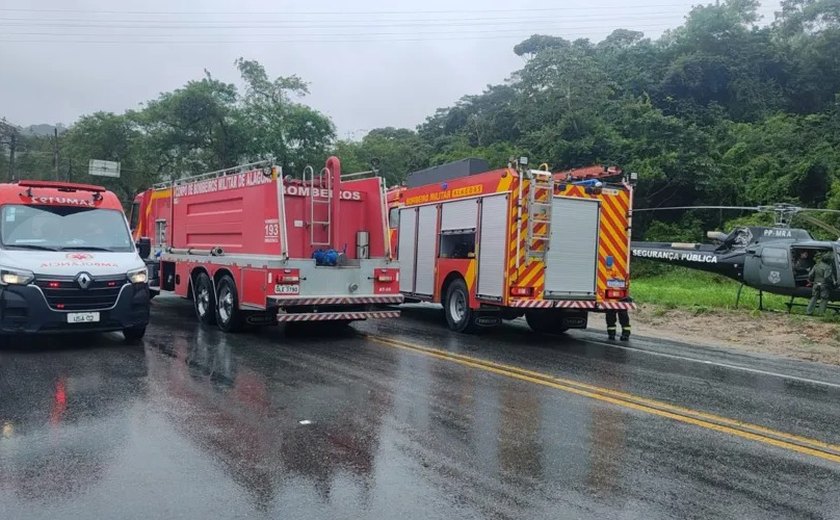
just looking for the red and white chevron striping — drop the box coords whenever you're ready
[276,311,401,322]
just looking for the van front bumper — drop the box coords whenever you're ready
[0,283,150,335]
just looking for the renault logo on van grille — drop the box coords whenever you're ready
[76,272,93,290]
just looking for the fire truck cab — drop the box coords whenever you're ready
[388,157,635,333]
[131,156,402,332]
[0,180,150,340]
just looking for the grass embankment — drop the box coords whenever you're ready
[631,268,789,313]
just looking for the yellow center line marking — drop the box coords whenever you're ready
[366,334,840,464]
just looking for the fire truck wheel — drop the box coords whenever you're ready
[193,272,216,325]
[215,275,245,333]
[444,278,478,333]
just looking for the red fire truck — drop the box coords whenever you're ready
[387,157,635,333]
[131,156,402,332]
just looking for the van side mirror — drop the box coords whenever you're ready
[136,237,152,259]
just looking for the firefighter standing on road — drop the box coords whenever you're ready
[807,253,835,315]
[606,308,631,341]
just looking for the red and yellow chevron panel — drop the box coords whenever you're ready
[505,181,631,307]
[564,184,631,304]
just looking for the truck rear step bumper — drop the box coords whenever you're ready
[508,299,636,310]
[269,294,404,306]
[277,310,401,322]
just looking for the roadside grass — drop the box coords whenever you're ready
[631,268,790,312]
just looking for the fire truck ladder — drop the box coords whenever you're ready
[525,170,555,260]
[305,165,332,247]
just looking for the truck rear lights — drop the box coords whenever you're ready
[373,268,398,293]
[275,268,301,285]
[606,289,626,299]
[510,286,533,297]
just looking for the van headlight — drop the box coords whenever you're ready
[0,267,35,286]
[127,267,148,284]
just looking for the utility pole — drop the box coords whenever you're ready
[9,133,15,181]
[0,119,18,181]
[53,127,59,180]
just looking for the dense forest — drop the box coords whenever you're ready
[2,0,840,239]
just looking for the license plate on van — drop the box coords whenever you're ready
[67,312,100,324]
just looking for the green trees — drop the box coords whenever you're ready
[5,59,335,202]
[5,0,840,240]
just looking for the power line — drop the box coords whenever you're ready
[0,14,687,30]
[0,27,675,45]
[0,4,697,16]
[0,22,675,38]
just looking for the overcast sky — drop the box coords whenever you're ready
[1,0,781,137]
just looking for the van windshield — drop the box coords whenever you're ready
[0,205,134,253]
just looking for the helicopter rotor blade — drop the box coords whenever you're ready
[794,213,840,238]
[793,208,840,215]
[632,206,759,212]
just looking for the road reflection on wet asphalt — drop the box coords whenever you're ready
[1,297,839,519]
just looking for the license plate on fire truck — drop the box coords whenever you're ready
[275,284,300,295]
[67,312,100,324]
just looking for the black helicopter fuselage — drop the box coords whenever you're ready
[631,226,840,300]
[631,242,745,281]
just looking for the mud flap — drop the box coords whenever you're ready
[474,314,502,328]
[560,311,588,329]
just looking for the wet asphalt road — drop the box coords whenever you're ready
[1,297,840,519]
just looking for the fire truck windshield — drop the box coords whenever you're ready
[0,205,134,253]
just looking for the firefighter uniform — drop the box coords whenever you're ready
[807,254,835,315]
[606,309,631,340]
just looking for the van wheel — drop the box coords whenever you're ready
[193,272,216,325]
[526,310,568,334]
[444,278,478,333]
[215,275,244,333]
[123,325,146,342]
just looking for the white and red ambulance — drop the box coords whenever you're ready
[0,180,150,340]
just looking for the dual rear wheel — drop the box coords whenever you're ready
[193,272,244,332]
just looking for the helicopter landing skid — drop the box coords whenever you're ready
[735,284,764,310]
[784,297,840,315]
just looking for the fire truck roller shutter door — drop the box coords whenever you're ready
[544,197,600,299]
[398,208,417,293]
[477,194,508,299]
[441,199,478,232]
[415,205,437,296]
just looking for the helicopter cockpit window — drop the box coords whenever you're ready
[761,247,789,268]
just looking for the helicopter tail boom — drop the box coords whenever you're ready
[631,242,744,281]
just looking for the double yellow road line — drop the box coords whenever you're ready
[367,334,840,464]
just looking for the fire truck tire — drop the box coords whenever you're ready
[193,272,217,325]
[215,275,245,333]
[444,278,479,333]
[525,311,568,334]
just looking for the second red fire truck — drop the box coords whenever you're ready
[387,157,636,333]
[131,156,402,332]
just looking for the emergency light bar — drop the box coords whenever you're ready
[18,180,107,193]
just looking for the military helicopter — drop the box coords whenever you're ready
[630,203,840,310]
